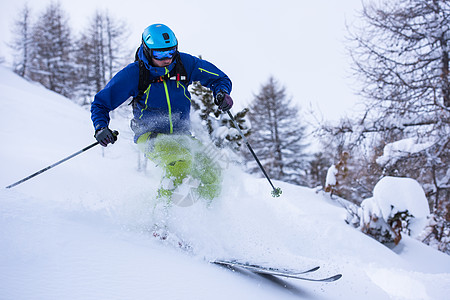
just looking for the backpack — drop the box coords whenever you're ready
[132,47,189,104]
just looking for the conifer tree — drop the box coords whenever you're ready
[190,80,218,136]
[10,3,33,78]
[190,72,250,152]
[75,10,130,105]
[29,2,75,98]
[247,76,309,185]
[307,152,332,188]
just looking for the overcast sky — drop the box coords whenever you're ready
[0,0,365,122]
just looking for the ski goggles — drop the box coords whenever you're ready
[152,47,177,60]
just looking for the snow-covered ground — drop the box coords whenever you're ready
[1,65,449,300]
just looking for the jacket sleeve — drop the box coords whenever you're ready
[180,53,232,96]
[90,62,140,131]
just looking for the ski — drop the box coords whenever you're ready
[213,259,320,275]
[212,259,342,282]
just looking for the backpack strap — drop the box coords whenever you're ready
[136,60,150,101]
[172,52,189,84]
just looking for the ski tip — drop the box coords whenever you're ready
[325,274,343,282]
[302,266,320,274]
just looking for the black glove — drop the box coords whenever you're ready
[95,127,118,147]
[215,91,233,111]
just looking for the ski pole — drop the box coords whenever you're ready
[227,111,282,197]
[6,141,100,189]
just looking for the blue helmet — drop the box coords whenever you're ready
[142,24,178,55]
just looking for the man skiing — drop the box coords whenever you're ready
[91,23,233,203]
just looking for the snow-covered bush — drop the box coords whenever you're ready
[375,138,434,168]
[349,177,430,245]
[418,214,450,255]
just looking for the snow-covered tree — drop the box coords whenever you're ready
[346,0,449,205]
[103,12,128,82]
[320,0,449,223]
[316,0,450,254]
[29,2,75,98]
[9,3,33,78]
[74,10,130,105]
[419,213,450,255]
[348,0,450,109]
[190,77,250,152]
[190,80,220,136]
[306,152,332,188]
[247,76,309,185]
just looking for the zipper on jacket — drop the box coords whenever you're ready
[163,79,173,133]
[162,67,174,133]
[198,68,219,76]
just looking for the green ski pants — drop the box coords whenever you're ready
[137,133,222,202]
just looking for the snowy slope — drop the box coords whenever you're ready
[1,65,450,300]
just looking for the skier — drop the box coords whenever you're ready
[90,23,233,203]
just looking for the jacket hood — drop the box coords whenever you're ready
[137,45,176,77]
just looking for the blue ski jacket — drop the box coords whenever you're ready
[91,45,232,142]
